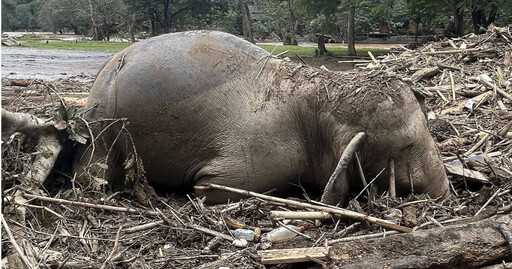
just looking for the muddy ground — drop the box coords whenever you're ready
[1,48,113,82]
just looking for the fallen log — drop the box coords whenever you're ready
[328,213,512,268]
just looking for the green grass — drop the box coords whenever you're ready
[16,37,131,52]
[258,44,390,56]
[14,37,390,56]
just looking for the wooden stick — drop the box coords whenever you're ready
[125,221,163,233]
[276,221,312,240]
[448,39,457,49]
[328,230,399,245]
[424,48,482,55]
[1,215,34,269]
[474,188,502,218]
[367,51,378,64]
[479,78,512,101]
[354,168,385,200]
[189,224,233,241]
[388,158,396,198]
[23,193,159,216]
[321,132,366,204]
[100,226,122,269]
[269,211,332,220]
[274,50,289,58]
[197,184,412,233]
[256,45,277,79]
[449,71,456,101]
[355,152,369,197]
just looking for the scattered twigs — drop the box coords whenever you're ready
[197,184,412,233]
[424,48,482,55]
[256,45,277,79]
[321,132,366,205]
[474,188,502,218]
[1,215,34,269]
[22,193,160,216]
[100,226,122,269]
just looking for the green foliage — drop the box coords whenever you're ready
[3,0,512,40]
[53,104,90,144]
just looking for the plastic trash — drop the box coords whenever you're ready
[230,229,255,242]
[264,225,303,243]
[464,99,475,109]
[232,238,248,248]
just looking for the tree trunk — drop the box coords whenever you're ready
[347,6,356,56]
[240,0,254,43]
[471,2,498,34]
[471,9,484,33]
[163,0,170,33]
[129,12,136,43]
[317,35,330,57]
[449,0,464,36]
[283,0,297,45]
[88,0,101,40]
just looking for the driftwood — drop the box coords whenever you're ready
[258,247,327,264]
[410,67,440,83]
[328,213,512,268]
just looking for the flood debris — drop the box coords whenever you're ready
[2,25,512,268]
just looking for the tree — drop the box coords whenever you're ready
[2,0,18,30]
[448,0,464,36]
[463,0,498,33]
[240,0,254,43]
[255,0,302,45]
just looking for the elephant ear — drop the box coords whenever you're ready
[411,88,431,119]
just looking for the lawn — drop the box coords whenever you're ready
[15,37,132,52]
[13,37,390,57]
[257,44,390,56]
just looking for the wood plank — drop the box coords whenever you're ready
[445,165,489,183]
[258,247,328,264]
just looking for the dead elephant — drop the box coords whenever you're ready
[2,31,450,205]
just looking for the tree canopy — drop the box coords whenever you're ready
[2,0,512,44]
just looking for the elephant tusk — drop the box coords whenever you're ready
[320,132,366,205]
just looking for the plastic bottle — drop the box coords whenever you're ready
[264,225,303,243]
[231,229,255,242]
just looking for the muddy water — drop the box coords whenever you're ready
[1,48,113,82]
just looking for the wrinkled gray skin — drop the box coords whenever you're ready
[78,31,449,204]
